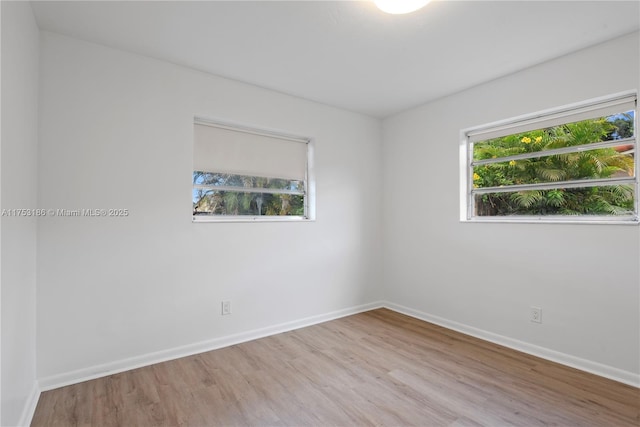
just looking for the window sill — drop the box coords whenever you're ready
[461,216,639,225]
[193,216,313,223]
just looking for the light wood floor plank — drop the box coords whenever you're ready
[32,308,640,426]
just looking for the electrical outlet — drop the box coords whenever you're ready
[221,300,231,315]
[530,306,542,323]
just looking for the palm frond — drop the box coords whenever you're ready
[510,191,543,208]
[537,168,566,182]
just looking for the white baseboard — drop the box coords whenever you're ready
[383,301,640,388]
[38,301,385,391]
[38,299,639,392]
[17,382,41,427]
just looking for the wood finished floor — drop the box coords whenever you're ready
[32,309,640,426]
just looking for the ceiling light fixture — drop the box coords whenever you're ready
[374,0,431,14]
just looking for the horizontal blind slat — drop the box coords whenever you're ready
[468,96,636,143]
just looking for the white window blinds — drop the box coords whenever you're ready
[467,94,636,143]
[194,120,308,181]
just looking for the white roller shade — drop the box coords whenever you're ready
[468,94,636,143]
[194,121,308,181]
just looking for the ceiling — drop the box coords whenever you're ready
[31,1,640,118]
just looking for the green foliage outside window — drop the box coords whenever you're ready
[472,113,635,216]
[193,172,305,216]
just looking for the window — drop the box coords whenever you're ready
[193,118,314,221]
[461,92,638,223]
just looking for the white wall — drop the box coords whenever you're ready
[37,32,383,383]
[383,32,640,383]
[23,10,640,400]
[1,1,40,425]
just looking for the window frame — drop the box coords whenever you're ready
[460,91,639,225]
[193,117,316,223]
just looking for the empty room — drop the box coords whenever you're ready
[2,0,639,426]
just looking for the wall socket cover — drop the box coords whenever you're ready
[530,306,542,323]
[222,300,231,315]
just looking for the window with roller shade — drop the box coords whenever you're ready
[460,92,638,223]
[193,118,314,221]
